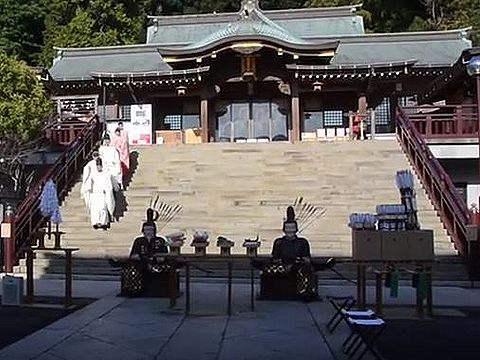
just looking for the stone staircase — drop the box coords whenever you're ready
[18,140,459,278]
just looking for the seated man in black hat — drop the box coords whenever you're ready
[111,215,171,297]
[259,206,335,301]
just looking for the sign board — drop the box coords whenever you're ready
[1,223,11,238]
[130,104,152,145]
[104,104,152,145]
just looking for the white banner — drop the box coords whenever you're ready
[104,104,152,145]
[130,104,152,145]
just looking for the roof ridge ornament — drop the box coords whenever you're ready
[241,0,259,19]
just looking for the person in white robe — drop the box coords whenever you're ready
[80,151,100,211]
[89,158,118,229]
[99,135,123,190]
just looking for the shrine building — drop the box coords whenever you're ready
[45,0,472,144]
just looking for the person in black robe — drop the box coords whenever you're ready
[118,219,170,296]
[266,206,317,300]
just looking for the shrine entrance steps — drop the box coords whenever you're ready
[16,141,458,278]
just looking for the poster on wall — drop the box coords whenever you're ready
[104,104,152,145]
[130,104,152,145]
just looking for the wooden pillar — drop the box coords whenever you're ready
[291,83,300,143]
[2,206,15,273]
[201,98,209,143]
[390,93,399,132]
[358,94,367,115]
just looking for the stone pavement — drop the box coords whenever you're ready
[0,279,480,360]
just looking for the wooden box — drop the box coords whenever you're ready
[183,128,202,144]
[381,231,409,261]
[156,130,183,144]
[352,230,382,261]
[407,230,434,261]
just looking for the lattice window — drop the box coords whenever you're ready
[120,105,131,120]
[323,110,344,127]
[374,98,390,125]
[164,115,182,130]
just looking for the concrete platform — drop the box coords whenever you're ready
[1,278,480,360]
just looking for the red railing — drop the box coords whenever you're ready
[13,116,101,257]
[403,105,478,139]
[396,107,471,256]
[46,120,93,146]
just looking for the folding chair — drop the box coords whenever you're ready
[343,317,386,360]
[326,295,356,333]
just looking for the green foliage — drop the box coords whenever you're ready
[1,0,479,66]
[0,53,52,142]
[0,0,46,65]
[41,0,150,66]
[306,0,426,33]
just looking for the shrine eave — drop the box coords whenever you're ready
[287,60,418,72]
[91,66,210,80]
[290,60,448,82]
[156,37,339,58]
[50,66,210,89]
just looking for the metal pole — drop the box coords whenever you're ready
[476,76,480,211]
[371,109,376,140]
[2,206,15,272]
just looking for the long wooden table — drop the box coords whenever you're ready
[356,261,434,317]
[25,247,79,307]
[163,254,333,315]
[164,254,265,315]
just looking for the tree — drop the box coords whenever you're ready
[0,0,46,65]
[41,0,152,66]
[0,53,52,144]
[413,0,479,43]
[307,0,429,33]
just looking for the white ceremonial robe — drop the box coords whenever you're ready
[99,145,122,189]
[89,171,116,227]
[80,159,97,210]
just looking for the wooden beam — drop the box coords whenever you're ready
[291,83,300,142]
[201,98,209,143]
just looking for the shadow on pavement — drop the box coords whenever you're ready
[377,307,480,360]
[0,297,93,350]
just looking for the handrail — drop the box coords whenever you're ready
[13,116,101,257]
[396,107,470,256]
[402,105,478,139]
[45,120,94,146]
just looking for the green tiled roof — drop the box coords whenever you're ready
[146,4,364,46]
[183,11,308,50]
[49,46,172,81]
[329,30,472,67]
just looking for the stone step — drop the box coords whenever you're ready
[32,141,458,276]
